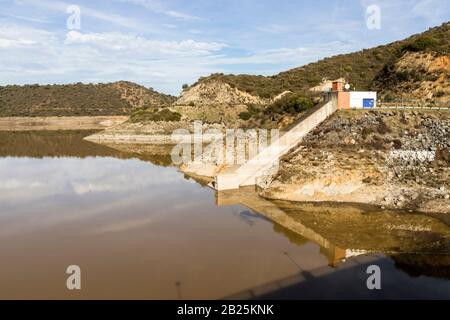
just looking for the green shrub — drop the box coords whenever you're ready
[383,93,395,102]
[131,108,181,123]
[376,119,391,135]
[246,104,260,115]
[395,71,411,81]
[401,36,439,52]
[268,92,314,115]
[239,112,252,121]
[361,127,374,139]
[372,135,387,150]
[435,148,450,164]
[393,139,402,149]
[290,95,314,112]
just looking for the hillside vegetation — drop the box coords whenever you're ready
[191,22,449,98]
[0,81,175,117]
[172,22,448,129]
[372,51,450,102]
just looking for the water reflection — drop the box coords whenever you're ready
[0,130,174,166]
[0,130,449,299]
[216,187,450,277]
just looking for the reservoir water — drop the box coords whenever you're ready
[0,131,449,299]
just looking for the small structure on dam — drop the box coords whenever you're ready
[328,80,377,110]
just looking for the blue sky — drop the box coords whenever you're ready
[0,0,449,95]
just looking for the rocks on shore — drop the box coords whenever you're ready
[261,110,450,214]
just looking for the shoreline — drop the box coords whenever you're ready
[0,116,129,131]
[5,110,447,215]
[83,133,224,144]
[260,110,450,215]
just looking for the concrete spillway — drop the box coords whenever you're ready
[213,99,338,191]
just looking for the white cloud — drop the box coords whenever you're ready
[0,24,228,94]
[0,156,206,236]
[0,37,35,48]
[17,0,146,29]
[213,41,360,66]
[116,0,202,21]
[411,0,449,24]
[188,29,204,35]
[0,11,52,24]
[65,31,227,55]
[0,22,361,94]
[0,24,56,48]
[162,23,178,29]
[164,9,201,21]
[0,157,182,201]
[256,24,292,34]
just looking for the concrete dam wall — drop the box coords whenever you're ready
[214,99,338,190]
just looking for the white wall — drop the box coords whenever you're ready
[349,92,377,109]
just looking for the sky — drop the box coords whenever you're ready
[0,0,449,95]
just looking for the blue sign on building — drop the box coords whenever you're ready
[363,98,375,108]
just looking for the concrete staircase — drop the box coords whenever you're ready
[213,99,337,190]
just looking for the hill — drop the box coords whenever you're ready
[2,23,447,123]
[0,81,175,117]
[188,22,450,98]
[172,22,449,129]
[180,22,449,102]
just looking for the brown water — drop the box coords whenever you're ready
[0,131,449,300]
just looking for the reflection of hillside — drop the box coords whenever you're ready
[275,200,450,255]
[100,142,175,167]
[216,187,348,267]
[0,131,121,158]
[0,131,175,168]
[216,187,450,274]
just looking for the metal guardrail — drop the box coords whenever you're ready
[376,105,450,110]
[377,100,450,110]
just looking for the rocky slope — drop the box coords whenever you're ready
[261,109,450,214]
[373,51,450,103]
[176,80,270,106]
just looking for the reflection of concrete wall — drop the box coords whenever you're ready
[215,187,347,267]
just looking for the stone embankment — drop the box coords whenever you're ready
[261,109,450,214]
